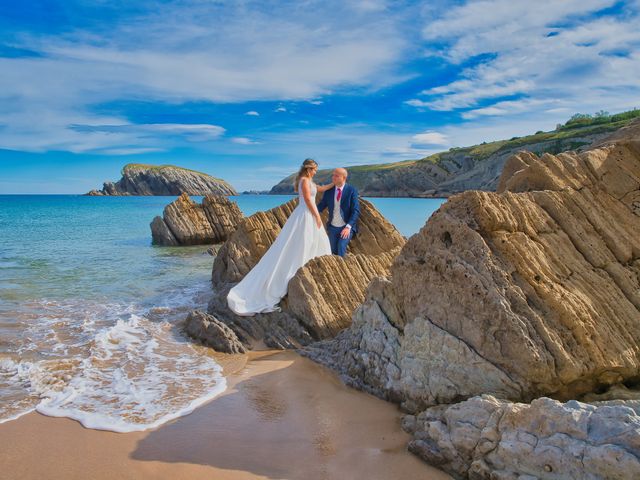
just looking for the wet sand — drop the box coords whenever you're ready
[0,350,451,480]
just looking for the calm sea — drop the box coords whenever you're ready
[0,194,445,431]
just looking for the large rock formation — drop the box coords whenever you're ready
[301,125,640,478]
[270,112,640,198]
[203,197,406,348]
[305,134,640,411]
[403,395,640,479]
[85,163,237,196]
[151,193,243,246]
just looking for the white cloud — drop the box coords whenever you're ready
[0,0,407,153]
[275,106,287,112]
[411,130,449,145]
[96,147,165,155]
[231,137,259,145]
[245,111,260,116]
[412,1,640,116]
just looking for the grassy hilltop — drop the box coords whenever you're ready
[270,108,640,197]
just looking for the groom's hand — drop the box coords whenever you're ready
[340,226,351,239]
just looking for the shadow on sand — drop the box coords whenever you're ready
[130,351,448,480]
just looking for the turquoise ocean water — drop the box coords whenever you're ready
[0,194,445,431]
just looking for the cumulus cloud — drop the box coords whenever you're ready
[245,111,260,116]
[411,130,449,145]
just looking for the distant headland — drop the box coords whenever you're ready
[270,108,640,197]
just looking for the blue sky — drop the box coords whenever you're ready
[0,0,639,193]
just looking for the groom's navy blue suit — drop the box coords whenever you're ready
[317,183,360,257]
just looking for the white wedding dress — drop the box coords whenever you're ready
[227,178,332,316]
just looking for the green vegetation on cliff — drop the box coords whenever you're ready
[270,108,640,197]
[421,107,640,166]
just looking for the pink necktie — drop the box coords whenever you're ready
[336,188,342,201]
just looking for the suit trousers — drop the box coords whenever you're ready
[327,224,353,257]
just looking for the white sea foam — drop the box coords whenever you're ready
[0,285,227,432]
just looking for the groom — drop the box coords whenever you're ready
[317,167,360,257]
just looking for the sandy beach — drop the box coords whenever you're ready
[0,350,450,480]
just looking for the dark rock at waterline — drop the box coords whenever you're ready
[182,310,246,354]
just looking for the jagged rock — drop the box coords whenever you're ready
[212,197,405,284]
[283,248,402,339]
[151,193,244,246]
[403,394,640,480]
[150,215,179,246]
[202,194,244,241]
[212,198,299,284]
[304,136,640,413]
[182,310,246,354]
[203,198,406,348]
[85,163,237,196]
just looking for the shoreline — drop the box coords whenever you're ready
[0,350,451,480]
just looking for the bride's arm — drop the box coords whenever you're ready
[316,182,334,193]
[301,178,322,227]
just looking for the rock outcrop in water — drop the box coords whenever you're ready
[182,310,246,354]
[151,193,243,246]
[203,197,406,348]
[302,120,640,479]
[86,163,237,196]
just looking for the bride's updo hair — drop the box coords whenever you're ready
[294,158,318,192]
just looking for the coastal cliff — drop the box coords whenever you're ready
[85,163,237,196]
[270,109,640,197]
[301,119,640,478]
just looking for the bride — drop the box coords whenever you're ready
[227,158,334,316]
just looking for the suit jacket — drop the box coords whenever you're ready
[317,183,360,234]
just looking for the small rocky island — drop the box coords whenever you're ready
[85,163,237,196]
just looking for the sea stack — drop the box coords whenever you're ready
[150,193,244,246]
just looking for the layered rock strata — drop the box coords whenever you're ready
[86,163,237,196]
[300,131,640,478]
[205,198,406,348]
[182,310,246,354]
[305,138,640,410]
[151,193,243,246]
